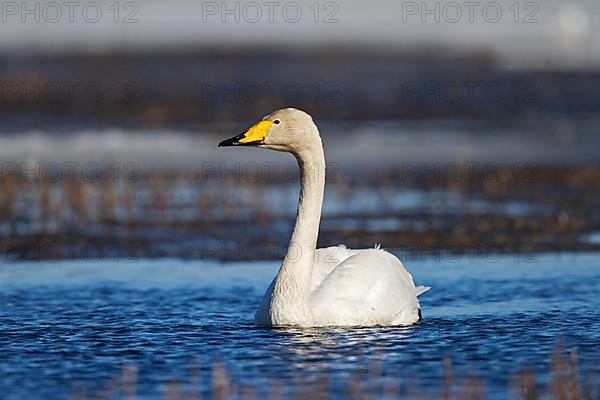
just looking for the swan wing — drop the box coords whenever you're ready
[310,248,422,326]
[310,245,366,291]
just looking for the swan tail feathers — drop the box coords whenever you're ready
[415,286,431,296]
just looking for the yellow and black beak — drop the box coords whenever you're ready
[218,120,273,147]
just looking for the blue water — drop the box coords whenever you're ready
[1,253,599,399]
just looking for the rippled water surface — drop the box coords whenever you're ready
[1,253,599,399]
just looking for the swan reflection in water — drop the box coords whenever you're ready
[263,325,418,374]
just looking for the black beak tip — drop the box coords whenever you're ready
[219,133,246,148]
[218,138,237,148]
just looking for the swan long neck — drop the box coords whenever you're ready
[271,136,326,324]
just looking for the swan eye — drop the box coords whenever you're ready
[273,119,281,125]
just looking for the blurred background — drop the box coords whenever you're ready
[1,0,599,260]
[1,1,600,399]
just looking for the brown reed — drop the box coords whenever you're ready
[72,345,596,400]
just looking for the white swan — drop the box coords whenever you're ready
[219,108,430,327]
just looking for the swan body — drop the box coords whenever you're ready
[219,108,430,327]
[257,245,429,327]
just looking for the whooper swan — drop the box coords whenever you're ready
[219,108,430,327]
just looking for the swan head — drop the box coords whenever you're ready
[218,108,320,154]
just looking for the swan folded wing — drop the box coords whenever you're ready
[309,249,421,326]
[311,245,359,290]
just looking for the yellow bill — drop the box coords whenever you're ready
[219,120,273,147]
